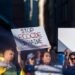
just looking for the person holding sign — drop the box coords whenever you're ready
[25,53,35,75]
[17,47,26,75]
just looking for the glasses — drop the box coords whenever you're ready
[70,58,75,60]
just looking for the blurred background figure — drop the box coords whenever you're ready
[64,49,72,60]
[63,49,72,68]
[25,53,35,75]
[35,50,41,65]
[26,53,35,65]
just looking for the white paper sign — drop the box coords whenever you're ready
[58,28,75,52]
[11,26,51,51]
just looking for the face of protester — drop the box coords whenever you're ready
[42,52,51,65]
[4,50,15,63]
[70,55,75,65]
[29,58,35,65]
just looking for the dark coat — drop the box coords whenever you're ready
[63,66,75,75]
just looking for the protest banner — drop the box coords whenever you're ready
[11,26,51,51]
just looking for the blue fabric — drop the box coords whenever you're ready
[25,65,34,72]
[57,53,64,65]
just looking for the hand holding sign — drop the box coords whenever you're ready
[16,47,24,69]
[47,47,51,52]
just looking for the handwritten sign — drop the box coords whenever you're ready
[11,26,51,51]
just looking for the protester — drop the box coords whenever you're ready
[63,52,75,75]
[35,51,62,75]
[1,48,17,75]
[63,49,72,68]
[26,53,35,65]
[64,49,71,58]
[25,53,35,75]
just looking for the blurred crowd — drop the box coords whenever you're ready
[0,46,75,75]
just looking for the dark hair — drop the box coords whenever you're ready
[3,47,16,54]
[69,52,75,59]
[41,51,50,58]
[0,50,4,54]
[40,51,51,64]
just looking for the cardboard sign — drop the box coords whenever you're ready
[11,26,51,51]
[58,28,75,52]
